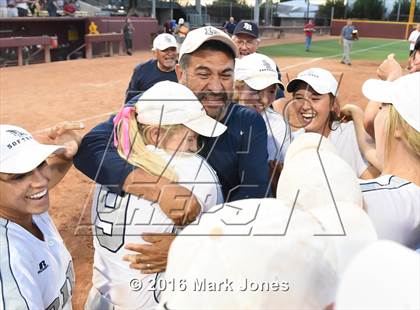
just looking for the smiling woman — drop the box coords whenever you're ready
[286,68,378,179]
[0,123,82,309]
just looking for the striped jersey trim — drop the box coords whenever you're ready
[360,175,411,193]
[0,218,30,310]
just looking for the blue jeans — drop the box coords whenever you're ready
[305,36,312,51]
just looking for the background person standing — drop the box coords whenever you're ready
[408,24,420,56]
[224,16,237,35]
[340,19,357,66]
[303,19,315,52]
[123,18,135,56]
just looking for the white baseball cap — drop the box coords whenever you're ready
[159,198,338,310]
[235,53,285,91]
[287,68,338,95]
[0,125,64,174]
[152,33,177,51]
[362,72,420,132]
[277,133,362,211]
[335,240,420,310]
[178,26,238,60]
[308,205,378,276]
[135,81,227,137]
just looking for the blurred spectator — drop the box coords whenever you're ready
[169,19,176,32]
[163,19,173,34]
[223,16,236,35]
[15,0,29,16]
[47,0,58,16]
[340,19,358,66]
[123,17,135,55]
[7,0,18,16]
[27,0,40,16]
[88,21,99,34]
[303,19,315,52]
[173,17,189,45]
[0,0,7,17]
[62,0,76,16]
[408,23,420,56]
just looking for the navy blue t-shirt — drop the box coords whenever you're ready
[125,59,178,103]
[73,101,270,202]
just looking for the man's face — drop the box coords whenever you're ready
[232,33,259,58]
[176,49,234,120]
[229,17,234,23]
[155,47,177,72]
[347,20,352,26]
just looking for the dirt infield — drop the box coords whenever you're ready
[0,45,391,308]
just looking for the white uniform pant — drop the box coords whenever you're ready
[342,39,353,64]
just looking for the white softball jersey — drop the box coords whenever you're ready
[0,213,74,310]
[360,175,420,249]
[261,108,291,162]
[90,147,223,309]
[294,121,368,177]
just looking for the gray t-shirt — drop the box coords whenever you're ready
[341,25,355,40]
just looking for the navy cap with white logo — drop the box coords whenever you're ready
[233,20,259,38]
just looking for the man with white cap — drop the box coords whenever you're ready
[0,123,82,309]
[74,26,270,275]
[125,33,178,103]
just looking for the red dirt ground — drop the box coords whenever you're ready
[0,36,397,309]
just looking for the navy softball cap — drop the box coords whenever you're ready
[233,20,259,38]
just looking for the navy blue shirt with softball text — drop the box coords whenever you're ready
[125,59,178,104]
[74,102,270,202]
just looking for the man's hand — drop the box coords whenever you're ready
[377,54,403,81]
[123,233,176,274]
[124,171,202,226]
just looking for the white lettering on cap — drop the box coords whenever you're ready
[6,129,32,149]
[204,27,216,36]
[302,72,319,79]
[260,59,275,72]
[243,23,253,31]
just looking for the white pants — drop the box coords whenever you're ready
[342,39,353,64]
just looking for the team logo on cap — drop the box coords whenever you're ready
[302,71,319,79]
[260,59,274,72]
[6,129,28,138]
[243,23,253,31]
[6,129,32,149]
[204,27,217,36]
[164,36,173,43]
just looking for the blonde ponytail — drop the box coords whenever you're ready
[115,111,179,182]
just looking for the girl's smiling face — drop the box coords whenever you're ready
[293,83,335,136]
[0,161,50,223]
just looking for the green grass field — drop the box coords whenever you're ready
[259,38,409,62]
